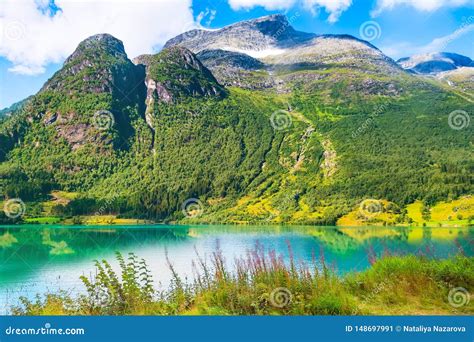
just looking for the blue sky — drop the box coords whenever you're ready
[0,0,473,109]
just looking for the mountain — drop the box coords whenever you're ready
[0,97,33,118]
[436,67,474,94]
[0,15,472,226]
[0,33,151,191]
[397,52,473,74]
[133,46,227,135]
[195,49,268,88]
[165,14,400,74]
[134,47,226,104]
[164,14,315,54]
[164,14,402,97]
[197,49,265,71]
[35,33,149,151]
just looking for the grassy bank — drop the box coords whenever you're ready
[2,194,473,227]
[11,248,473,316]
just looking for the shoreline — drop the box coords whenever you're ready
[1,220,472,228]
[7,254,474,316]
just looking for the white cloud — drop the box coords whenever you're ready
[380,22,474,58]
[372,0,472,16]
[196,8,217,27]
[302,0,352,23]
[228,0,297,11]
[7,64,46,75]
[228,0,352,22]
[0,0,195,75]
[422,23,474,52]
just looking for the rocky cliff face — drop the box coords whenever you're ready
[133,47,227,129]
[136,47,226,102]
[197,49,265,71]
[32,34,147,150]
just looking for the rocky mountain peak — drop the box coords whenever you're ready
[163,14,315,55]
[42,33,136,94]
[164,15,400,75]
[159,46,206,70]
[133,47,226,129]
[397,52,473,74]
[36,33,147,151]
[247,13,287,24]
[65,33,127,64]
[225,14,293,38]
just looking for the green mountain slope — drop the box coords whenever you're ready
[0,16,472,226]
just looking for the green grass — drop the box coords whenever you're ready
[405,197,474,227]
[24,216,62,224]
[11,250,473,316]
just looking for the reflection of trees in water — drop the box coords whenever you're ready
[422,227,432,241]
[309,226,474,255]
[1,225,472,262]
[310,227,412,254]
[190,226,412,254]
[399,227,409,241]
[186,225,302,236]
[454,229,474,254]
[40,230,74,256]
[0,227,190,262]
[309,228,360,254]
[0,232,18,248]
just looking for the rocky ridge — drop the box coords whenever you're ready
[397,52,473,74]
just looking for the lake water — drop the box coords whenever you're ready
[0,225,472,314]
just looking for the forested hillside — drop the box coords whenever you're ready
[0,15,472,226]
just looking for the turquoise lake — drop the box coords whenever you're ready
[0,225,472,314]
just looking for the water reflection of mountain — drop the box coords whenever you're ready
[0,226,191,261]
[187,225,473,254]
[309,227,473,254]
[1,225,472,261]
